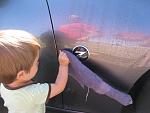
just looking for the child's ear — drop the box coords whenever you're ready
[16,70,26,80]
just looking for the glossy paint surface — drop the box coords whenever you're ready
[48,0,150,113]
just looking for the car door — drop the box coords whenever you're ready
[0,0,63,113]
[48,0,150,113]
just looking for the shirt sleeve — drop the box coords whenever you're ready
[0,83,1,96]
[29,83,51,104]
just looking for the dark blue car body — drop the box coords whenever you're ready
[1,0,150,113]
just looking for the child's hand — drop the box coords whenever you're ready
[58,50,70,66]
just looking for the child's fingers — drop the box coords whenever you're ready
[59,50,66,56]
[59,50,62,54]
[59,51,69,60]
[59,51,66,58]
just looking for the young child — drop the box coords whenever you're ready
[0,30,70,113]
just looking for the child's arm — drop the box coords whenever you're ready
[49,51,69,99]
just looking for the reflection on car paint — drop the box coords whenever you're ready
[59,15,102,41]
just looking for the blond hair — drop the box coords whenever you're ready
[0,30,41,84]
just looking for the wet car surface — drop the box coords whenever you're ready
[1,0,150,113]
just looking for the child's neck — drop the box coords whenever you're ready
[6,80,33,89]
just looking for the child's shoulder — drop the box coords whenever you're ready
[23,82,49,91]
[1,82,49,92]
